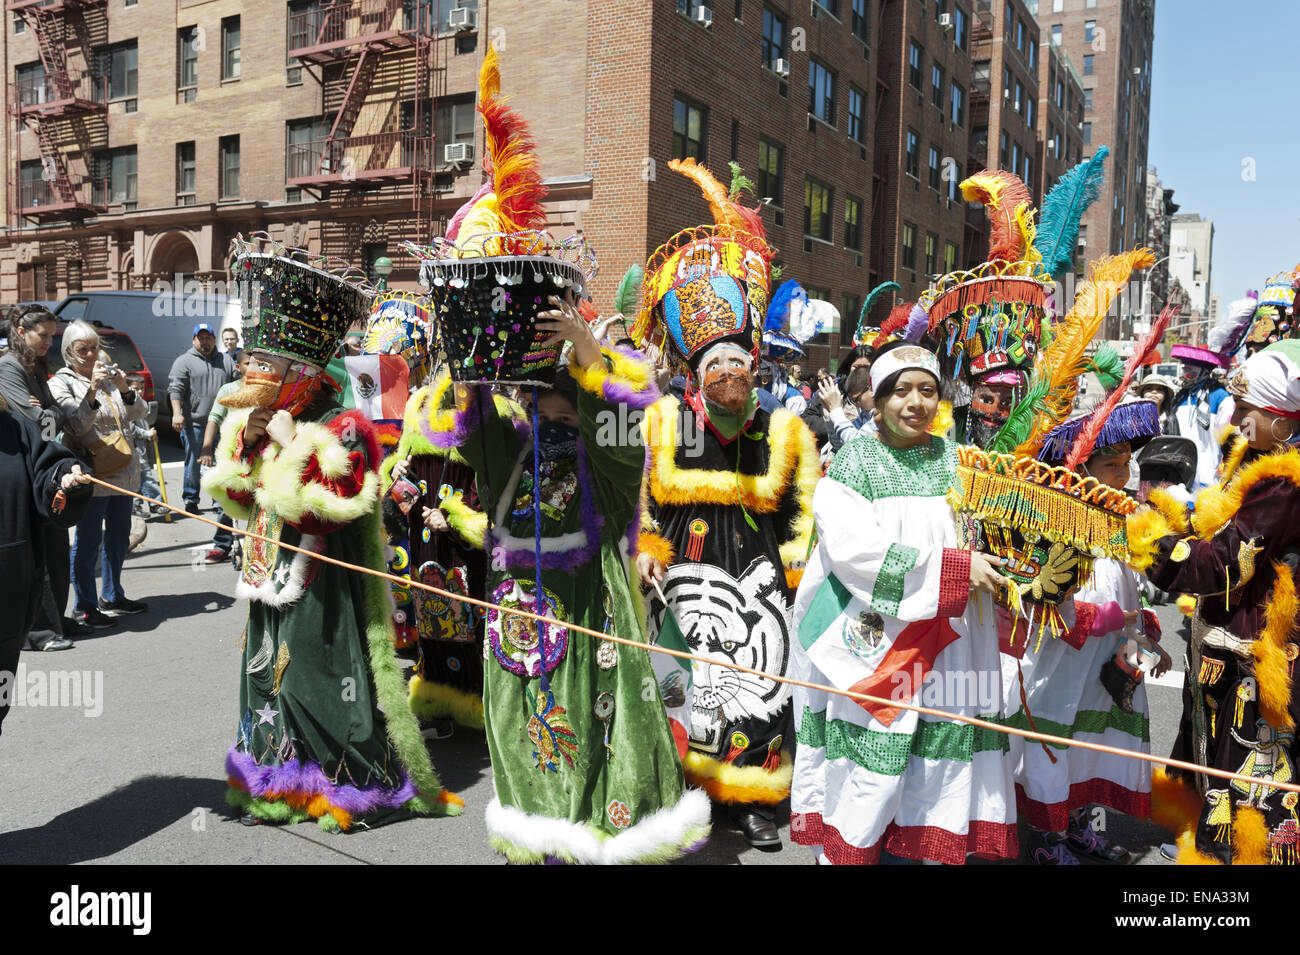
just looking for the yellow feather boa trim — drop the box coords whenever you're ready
[203,408,258,520]
[682,749,794,805]
[409,672,485,729]
[440,491,488,551]
[1255,560,1297,731]
[1191,449,1300,540]
[1126,506,1177,574]
[637,531,675,567]
[568,345,656,401]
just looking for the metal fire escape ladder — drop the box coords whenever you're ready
[317,48,379,174]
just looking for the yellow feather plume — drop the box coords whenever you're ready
[668,158,747,232]
[1013,248,1156,458]
[479,45,500,103]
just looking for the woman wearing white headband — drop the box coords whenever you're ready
[789,341,1013,865]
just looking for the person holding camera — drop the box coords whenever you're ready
[49,321,150,629]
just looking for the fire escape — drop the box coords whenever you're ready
[286,0,447,243]
[7,0,108,225]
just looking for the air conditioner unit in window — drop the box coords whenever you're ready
[1004,88,1011,99]
[938,13,952,27]
[444,142,473,165]
[694,6,713,27]
[773,58,790,77]
[448,6,476,30]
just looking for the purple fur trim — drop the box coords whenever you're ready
[489,438,604,572]
[511,414,532,445]
[225,747,418,816]
[594,346,661,410]
[420,384,495,450]
[683,835,710,855]
[903,302,930,342]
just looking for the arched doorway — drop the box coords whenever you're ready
[149,231,200,287]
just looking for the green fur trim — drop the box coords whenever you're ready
[202,407,257,520]
[357,506,461,813]
[256,420,380,525]
[409,673,485,729]
[440,492,488,551]
[487,823,711,865]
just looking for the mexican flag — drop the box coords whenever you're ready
[651,598,694,759]
[328,354,409,421]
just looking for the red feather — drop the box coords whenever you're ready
[962,170,1033,264]
[479,97,548,235]
[1063,301,1181,470]
[872,303,914,346]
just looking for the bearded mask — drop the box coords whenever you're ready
[219,360,327,417]
[697,346,754,413]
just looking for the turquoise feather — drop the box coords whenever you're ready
[855,281,901,341]
[1034,146,1109,279]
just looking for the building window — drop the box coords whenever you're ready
[935,0,947,18]
[954,5,968,51]
[1028,39,1036,68]
[176,141,196,205]
[1014,79,1023,113]
[178,26,199,102]
[1025,96,1034,129]
[1084,19,1096,43]
[1015,18,1024,51]
[222,16,241,81]
[286,116,331,179]
[905,129,919,178]
[761,7,785,68]
[95,40,138,101]
[931,63,944,108]
[434,95,475,170]
[1052,0,1063,9]
[928,146,941,190]
[1051,23,1061,46]
[948,168,959,201]
[999,131,1008,167]
[14,13,24,34]
[16,61,48,107]
[1011,141,1021,176]
[757,138,784,208]
[925,233,938,276]
[1082,122,1092,145]
[219,135,240,199]
[94,147,137,207]
[1055,79,1064,107]
[1085,88,1094,111]
[908,42,922,89]
[944,240,957,273]
[672,97,707,160]
[851,0,868,41]
[804,179,832,241]
[1022,152,1031,188]
[813,0,839,16]
[1084,54,1094,76]
[950,82,965,126]
[1086,0,1097,7]
[844,196,862,250]
[808,59,836,125]
[847,85,865,143]
[902,223,916,271]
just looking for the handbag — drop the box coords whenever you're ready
[85,387,134,478]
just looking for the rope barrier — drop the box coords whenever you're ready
[86,473,1300,798]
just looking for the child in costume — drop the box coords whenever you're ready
[632,159,820,849]
[790,342,1012,864]
[1130,340,1300,865]
[411,47,708,863]
[203,236,461,830]
[1011,397,1173,864]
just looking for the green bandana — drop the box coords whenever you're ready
[702,391,759,440]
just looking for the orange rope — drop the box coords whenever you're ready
[90,474,1300,797]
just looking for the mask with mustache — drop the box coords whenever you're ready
[219,366,325,417]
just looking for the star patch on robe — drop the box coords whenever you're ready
[255,703,279,726]
[274,564,292,585]
[846,616,962,728]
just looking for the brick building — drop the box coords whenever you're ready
[1035,0,1155,271]
[0,0,1148,373]
[1035,35,1083,205]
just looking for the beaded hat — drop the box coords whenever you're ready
[230,232,374,370]
[1245,269,1299,348]
[406,48,596,387]
[634,159,773,377]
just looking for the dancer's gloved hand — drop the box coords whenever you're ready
[266,409,296,447]
[635,551,666,588]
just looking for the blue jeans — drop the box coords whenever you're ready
[135,438,160,500]
[70,495,133,612]
[179,421,204,509]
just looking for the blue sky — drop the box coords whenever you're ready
[1148,0,1300,304]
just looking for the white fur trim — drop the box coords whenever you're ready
[489,443,594,555]
[485,789,711,865]
[235,533,322,608]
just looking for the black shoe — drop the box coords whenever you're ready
[62,616,95,637]
[99,596,148,616]
[184,502,201,515]
[26,633,74,651]
[75,608,116,630]
[732,806,781,850]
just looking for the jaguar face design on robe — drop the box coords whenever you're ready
[654,557,792,754]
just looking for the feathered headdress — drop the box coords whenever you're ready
[870,302,915,348]
[634,160,774,371]
[1086,342,1124,391]
[1034,147,1109,279]
[961,170,1041,267]
[1061,300,1180,469]
[614,265,644,318]
[1207,296,1261,361]
[990,248,1157,457]
[444,47,547,254]
[853,281,900,344]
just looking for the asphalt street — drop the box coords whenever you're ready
[1,455,1190,866]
